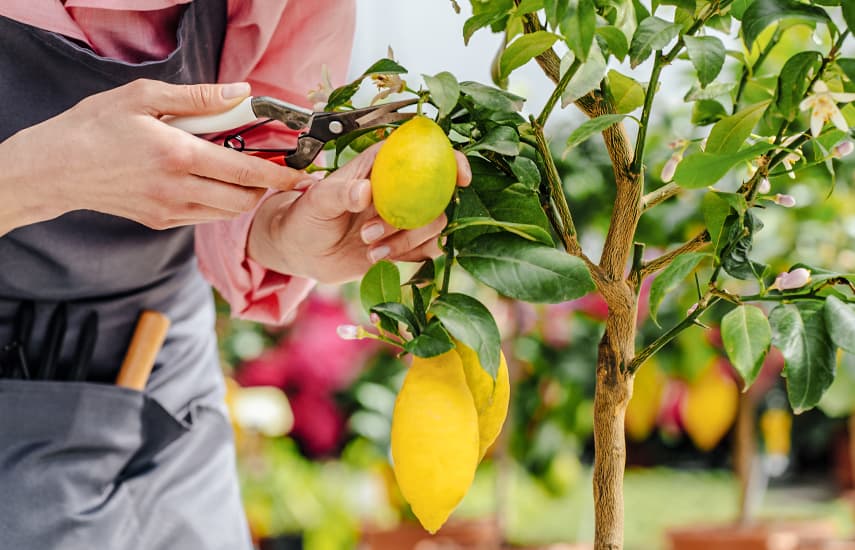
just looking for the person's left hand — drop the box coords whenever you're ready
[247,143,472,284]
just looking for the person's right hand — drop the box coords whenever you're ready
[0,79,309,235]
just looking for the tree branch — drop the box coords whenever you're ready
[639,231,711,281]
[642,183,681,212]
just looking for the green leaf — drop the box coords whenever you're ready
[742,0,830,49]
[424,71,460,120]
[674,142,774,189]
[720,211,768,280]
[561,0,597,62]
[684,81,736,102]
[706,102,770,155]
[838,58,855,87]
[597,26,630,61]
[457,234,595,303]
[564,114,631,152]
[499,31,560,79]
[608,70,646,113]
[430,293,502,379]
[465,125,520,156]
[464,12,505,45]
[444,217,554,245]
[561,45,608,105]
[730,0,752,19]
[459,81,526,112]
[844,2,855,35]
[509,156,541,189]
[545,0,569,28]
[774,52,823,121]
[692,99,727,126]
[405,320,455,358]
[628,16,681,68]
[360,260,401,314]
[404,260,436,286]
[325,80,362,111]
[361,59,408,76]
[770,302,837,413]
[825,295,855,355]
[649,252,707,324]
[684,36,726,88]
[721,305,772,388]
[371,302,420,337]
[702,192,732,251]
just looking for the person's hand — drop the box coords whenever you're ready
[0,79,307,235]
[247,143,472,284]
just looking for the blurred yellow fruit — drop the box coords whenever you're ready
[371,116,457,229]
[683,360,739,452]
[391,350,480,533]
[760,408,792,456]
[625,360,664,442]
[456,341,510,460]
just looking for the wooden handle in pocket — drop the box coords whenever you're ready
[115,311,170,391]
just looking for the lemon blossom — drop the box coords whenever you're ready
[769,268,811,291]
[799,80,855,137]
[660,152,682,182]
[834,140,854,158]
[773,193,796,207]
[307,64,333,111]
[779,135,802,179]
[757,177,771,194]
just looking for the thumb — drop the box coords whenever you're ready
[123,79,251,117]
[304,177,372,220]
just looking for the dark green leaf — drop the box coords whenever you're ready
[361,59,408,76]
[825,295,855,355]
[406,321,455,358]
[649,252,707,324]
[674,142,774,189]
[545,0,569,28]
[684,36,726,88]
[721,305,772,387]
[464,12,505,45]
[444,217,554,245]
[742,0,830,49]
[565,114,631,152]
[841,0,855,33]
[774,52,823,121]
[325,80,362,111]
[430,293,502,379]
[597,26,630,61]
[692,99,727,126]
[771,302,837,413]
[458,234,595,303]
[839,58,855,85]
[706,101,770,155]
[499,31,560,79]
[561,0,597,62]
[465,125,521,156]
[509,156,541,189]
[360,260,401,314]
[404,260,436,286]
[730,0,752,19]
[720,211,768,280]
[371,302,420,337]
[628,16,681,68]
[460,81,526,112]
[424,71,460,120]
[608,70,646,113]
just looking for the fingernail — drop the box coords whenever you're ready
[294,178,314,191]
[221,82,251,99]
[361,223,385,244]
[351,180,370,203]
[369,245,390,263]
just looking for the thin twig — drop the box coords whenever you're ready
[639,231,711,280]
[642,183,681,211]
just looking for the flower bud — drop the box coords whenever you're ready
[833,141,854,159]
[661,153,682,182]
[687,303,699,316]
[757,178,771,194]
[336,324,360,340]
[770,268,811,291]
[774,194,796,207]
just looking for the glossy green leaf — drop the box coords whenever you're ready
[564,114,631,152]
[360,260,401,314]
[561,0,597,62]
[561,45,608,105]
[691,99,727,126]
[465,125,520,156]
[459,81,526,112]
[825,295,855,355]
[608,70,646,113]
[684,36,726,88]
[720,211,768,280]
[597,26,630,61]
[628,16,681,68]
[674,142,774,189]
[545,0,569,28]
[444,217,554,245]
[742,0,830,49]
[499,31,560,79]
[424,71,460,120]
[706,102,770,155]
[702,192,732,251]
[685,81,736,102]
[774,52,823,121]
[844,2,855,35]
[770,302,836,413]
[458,234,595,303]
[404,260,436,286]
[361,59,408,76]
[649,252,707,324]
[509,156,541,189]
[721,305,772,388]
[430,293,501,379]
[405,320,455,358]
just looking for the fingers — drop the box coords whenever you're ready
[122,79,251,117]
[187,139,310,191]
[180,176,266,213]
[303,177,372,220]
[364,214,447,263]
[454,150,472,187]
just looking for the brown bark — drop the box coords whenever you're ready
[735,393,756,525]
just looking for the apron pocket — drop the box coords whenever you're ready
[0,379,188,550]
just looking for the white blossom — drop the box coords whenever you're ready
[769,268,811,291]
[307,64,334,111]
[833,140,854,158]
[661,153,682,182]
[774,194,796,207]
[758,178,771,194]
[337,324,360,340]
[799,80,855,137]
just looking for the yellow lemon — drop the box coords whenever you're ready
[455,342,510,460]
[371,116,457,229]
[683,360,739,452]
[624,360,664,442]
[390,350,479,533]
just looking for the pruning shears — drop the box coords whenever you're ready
[167,96,417,169]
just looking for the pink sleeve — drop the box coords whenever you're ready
[194,0,356,325]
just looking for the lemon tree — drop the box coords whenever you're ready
[320,1,855,546]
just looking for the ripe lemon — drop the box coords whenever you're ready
[390,350,479,533]
[371,116,457,229]
[455,342,510,460]
[683,359,738,451]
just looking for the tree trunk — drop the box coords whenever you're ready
[735,393,756,525]
[593,304,636,550]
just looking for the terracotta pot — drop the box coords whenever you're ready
[667,521,835,550]
[360,518,501,550]
[798,539,855,550]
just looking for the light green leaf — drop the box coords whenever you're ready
[424,71,460,120]
[702,192,732,251]
[649,252,707,324]
[459,81,526,112]
[499,31,560,79]
[360,260,401,314]
[628,16,681,68]
[774,52,823,121]
[684,35,726,88]
[825,295,855,355]
[564,114,632,152]
[561,44,608,106]
[597,26,630,61]
[705,101,770,155]
[430,293,502,379]
[608,70,646,113]
[561,0,597,62]
[691,99,727,126]
[721,305,772,388]
[465,125,520,156]
[458,234,595,303]
[770,302,836,413]
[742,0,830,49]
[674,142,775,189]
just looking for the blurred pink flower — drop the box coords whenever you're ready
[288,390,346,457]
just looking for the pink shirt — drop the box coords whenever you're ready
[0,0,356,324]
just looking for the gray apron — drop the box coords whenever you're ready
[0,2,252,548]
